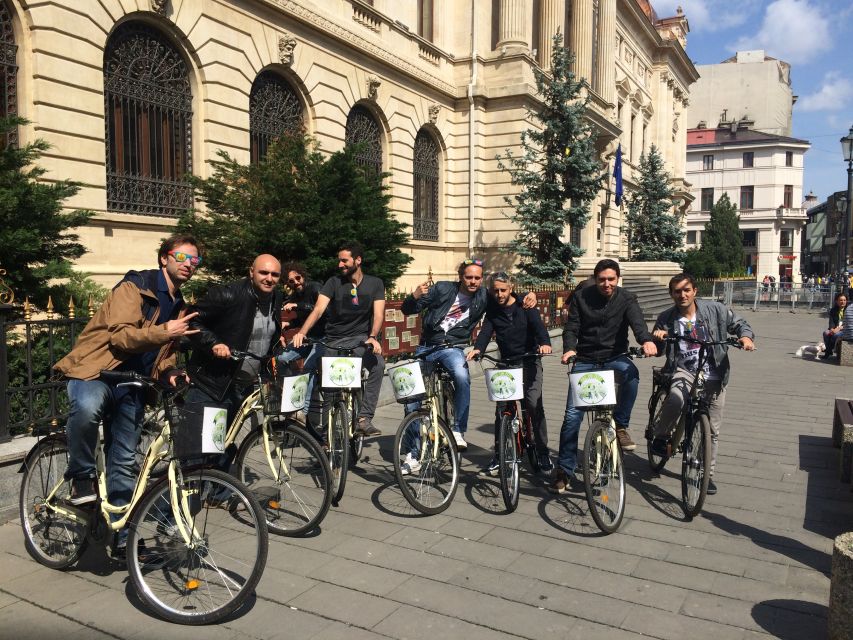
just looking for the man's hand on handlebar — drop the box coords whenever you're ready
[652,329,667,340]
[642,341,658,357]
[561,350,577,365]
[739,336,755,351]
[212,343,231,359]
[365,336,382,356]
[292,332,306,349]
[539,344,552,355]
[167,370,190,387]
[465,348,481,361]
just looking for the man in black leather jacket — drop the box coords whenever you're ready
[186,255,284,425]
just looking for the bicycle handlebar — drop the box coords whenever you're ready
[229,349,269,361]
[562,346,649,366]
[292,338,374,354]
[99,370,187,393]
[658,336,749,350]
[475,352,546,366]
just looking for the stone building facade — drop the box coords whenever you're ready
[0,0,696,288]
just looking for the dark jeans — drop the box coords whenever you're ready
[325,336,384,420]
[404,345,469,433]
[491,359,548,455]
[184,382,252,471]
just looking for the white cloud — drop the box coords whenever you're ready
[798,72,853,112]
[731,0,831,64]
[652,0,759,32]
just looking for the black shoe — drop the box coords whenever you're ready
[651,437,670,458]
[69,478,97,505]
[707,479,717,495]
[356,419,381,437]
[538,454,554,474]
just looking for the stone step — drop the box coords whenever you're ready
[621,277,672,321]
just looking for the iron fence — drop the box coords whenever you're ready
[697,279,836,313]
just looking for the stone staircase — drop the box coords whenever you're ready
[621,276,672,322]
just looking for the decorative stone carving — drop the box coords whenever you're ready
[428,103,440,124]
[278,34,297,66]
[367,76,381,100]
[151,0,168,15]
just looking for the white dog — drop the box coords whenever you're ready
[795,343,824,358]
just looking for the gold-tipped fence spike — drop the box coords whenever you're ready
[87,295,95,317]
[46,295,55,318]
[23,297,31,321]
[68,296,76,319]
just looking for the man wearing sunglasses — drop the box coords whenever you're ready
[54,234,202,551]
[292,242,385,437]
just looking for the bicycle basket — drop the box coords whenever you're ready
[263,373,310,414]
[387,359,428,404]
[484,367,524,402]
[168,400,229,458]
[569,369,617,408]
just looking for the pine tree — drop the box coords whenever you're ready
[683,192,744,277]
[624,145,684,262]
[497,32,603,285]
[178,133,412,290]
[0,116,93,309]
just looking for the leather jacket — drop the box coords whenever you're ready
[401,281,488,346]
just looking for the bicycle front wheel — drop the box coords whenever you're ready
[127,468,268,625]
[19,435,88,569]
[349,392,365,463]
[582,420,626,534]
[646,387,669,473]
[393,410,459,515]
[328,400,350,505]
[235,420,332,536]
[681,414,711,518]
[498,413,520,513]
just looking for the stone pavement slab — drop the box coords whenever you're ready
[0,311,849,639]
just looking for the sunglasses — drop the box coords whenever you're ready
[287,275,304,285]
[350,285,359,306]
[462,258,484,267]
[169,250,202,267]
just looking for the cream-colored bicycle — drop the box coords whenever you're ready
[19,370,268,625]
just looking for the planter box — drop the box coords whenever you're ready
[830,531,853,639]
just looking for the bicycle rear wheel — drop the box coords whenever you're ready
[498,413,520,513]
[646,387,669,473]
[681,414,711,518]
[127,467,268,625]
[393,410,459,515]
[19,435,89,569]
[328,400,350,505]
[235,420,332,536]
[582,419,626,534]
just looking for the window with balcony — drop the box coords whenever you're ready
[740,185,754,211]
[785,151,793,167]
[742,151,754,168]
[702,154,713,170]
[783,184,793,209]
[700,188,714,211]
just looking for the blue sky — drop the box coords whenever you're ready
[653,0,853,202]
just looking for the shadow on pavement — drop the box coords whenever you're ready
[123,579,260,623]
[751,599,827,639]
[369,479,430,518]
[799,434,853,540]
[537,493,603,538]
[622,454,689,523]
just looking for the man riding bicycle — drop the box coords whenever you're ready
[292,242,385,437]
[467,272,553,474]
[555,259,656,493]
[651,272,755,496]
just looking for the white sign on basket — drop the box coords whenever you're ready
[281,374,310,412]
[201,406,228,454]
[321,356,363,389]
[388,360,426,401]
[569,370,617,407]
[485,368,524,402]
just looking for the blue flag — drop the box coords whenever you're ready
[614,144,623,207]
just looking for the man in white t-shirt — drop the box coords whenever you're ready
[651,273,754,496]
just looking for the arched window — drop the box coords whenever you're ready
[104,23,193,217]
[345,105,382,179]
[412,129,439,241]
[249,71,303,163]
[0,1,17,145]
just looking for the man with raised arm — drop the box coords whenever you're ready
[554,259,657,493]
[651,272,755,496]
[292,242,385,437]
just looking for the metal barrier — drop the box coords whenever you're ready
[697,279,835,313]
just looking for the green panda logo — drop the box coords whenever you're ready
[490,371,518,400]
[577,372,607,404]
[391,366,417,397]
[288,374,309,410]
[212,409,227,451]
[329,358,357,386]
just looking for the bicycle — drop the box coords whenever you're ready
[645,336,746,518]
[19,370,268,625]
[566,347,648,534]
[473,352,544,513]
[390,344,460,515]
[225,349,333,536]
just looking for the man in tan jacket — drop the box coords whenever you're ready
[54,234,201,521]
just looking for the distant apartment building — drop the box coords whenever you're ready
[684,51,809,281]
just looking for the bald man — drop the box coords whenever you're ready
[185,254,284,420]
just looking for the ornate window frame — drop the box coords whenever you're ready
[249,70,304,163]
[412,128,440,242]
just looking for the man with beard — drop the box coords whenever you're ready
[292,243,385,436]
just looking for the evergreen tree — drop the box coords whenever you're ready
[178,133,412,290]
[0,116,93,309]
[497,32,603,285]
[624,145,684,262]
[683,193,744,277]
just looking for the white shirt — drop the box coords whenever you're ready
[439,292,472,333]
[675,314,720,380]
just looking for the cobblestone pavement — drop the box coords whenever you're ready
[1,311,850,639]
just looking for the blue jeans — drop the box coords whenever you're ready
[404,345,470,434]
[557,355,639,475]
[64,378,145,507]
[278,341,325,414]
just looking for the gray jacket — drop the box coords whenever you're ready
[653,298,754,387]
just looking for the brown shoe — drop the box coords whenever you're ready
[550,469,569,494]
[615,427,636,451]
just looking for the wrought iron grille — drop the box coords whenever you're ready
[0,2,17,145]
[345,105,382,179]
[104,23,193,217]
[249,71,304,163]
[413,129,439,241]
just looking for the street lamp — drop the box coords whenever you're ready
[840,125,853,291]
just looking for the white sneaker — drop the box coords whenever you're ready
[453,431,467,451]
[400,452,421,476]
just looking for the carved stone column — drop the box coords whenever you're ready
[539,0,565,69]
[598,0,616,103]
[571,0,592,81]
[497,0,528,49]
